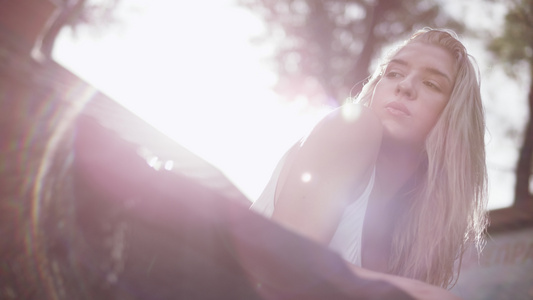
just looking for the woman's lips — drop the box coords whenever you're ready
[385,101,410,116]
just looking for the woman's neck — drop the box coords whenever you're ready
[373,139,423,205]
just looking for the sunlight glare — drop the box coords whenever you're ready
[148,155,162,170]
[301,172,312,183]
[164,160,174,171]
[341,103,362,123]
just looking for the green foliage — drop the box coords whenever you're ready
[488,0,533,77]
[239,0,464,104]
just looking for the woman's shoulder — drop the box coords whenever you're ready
[293,103,382,192]
[326,103,381,131]
[304,103,383,154]
[269,104,382,242]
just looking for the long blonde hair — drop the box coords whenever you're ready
[355,28,488,288]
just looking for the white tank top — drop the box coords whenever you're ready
[250,145,376,267]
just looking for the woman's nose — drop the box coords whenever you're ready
[396,77,416,99]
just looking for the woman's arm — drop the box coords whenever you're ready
[272,104,383,243]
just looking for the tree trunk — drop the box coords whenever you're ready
[514,71,533,205]
[40,0,87,59]
[345,0,387,97]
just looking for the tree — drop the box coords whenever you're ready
[39,0,122,59]
[239,0,464,105]
[488,0,533,204]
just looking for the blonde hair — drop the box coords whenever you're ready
[355,28,488,288]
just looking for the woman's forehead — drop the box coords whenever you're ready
[389,42,456,80]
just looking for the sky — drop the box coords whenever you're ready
[53,0,528,210]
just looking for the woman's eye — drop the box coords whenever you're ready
[424,81,441,91]
[386,71,402,78]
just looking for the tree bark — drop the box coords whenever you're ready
[514,69,533,205]
[345,0,388,97]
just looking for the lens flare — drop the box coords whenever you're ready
[341,104,362,123]
[29,82,96,300]
[301,172,312,183]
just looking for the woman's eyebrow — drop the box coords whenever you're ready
[388,59,408,67]
[388,58,452,85]
[425,67,452,85]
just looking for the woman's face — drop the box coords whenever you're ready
[370,42,456,150]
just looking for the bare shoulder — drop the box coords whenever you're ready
[287,103,383,200]
[309,103,381,141]
[271,104,383,242]
[301,103,383,167]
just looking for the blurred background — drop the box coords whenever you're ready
[1,0,532,299]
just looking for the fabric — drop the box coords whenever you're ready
[250,144,376,267]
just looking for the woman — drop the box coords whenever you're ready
[251,28,487,290]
